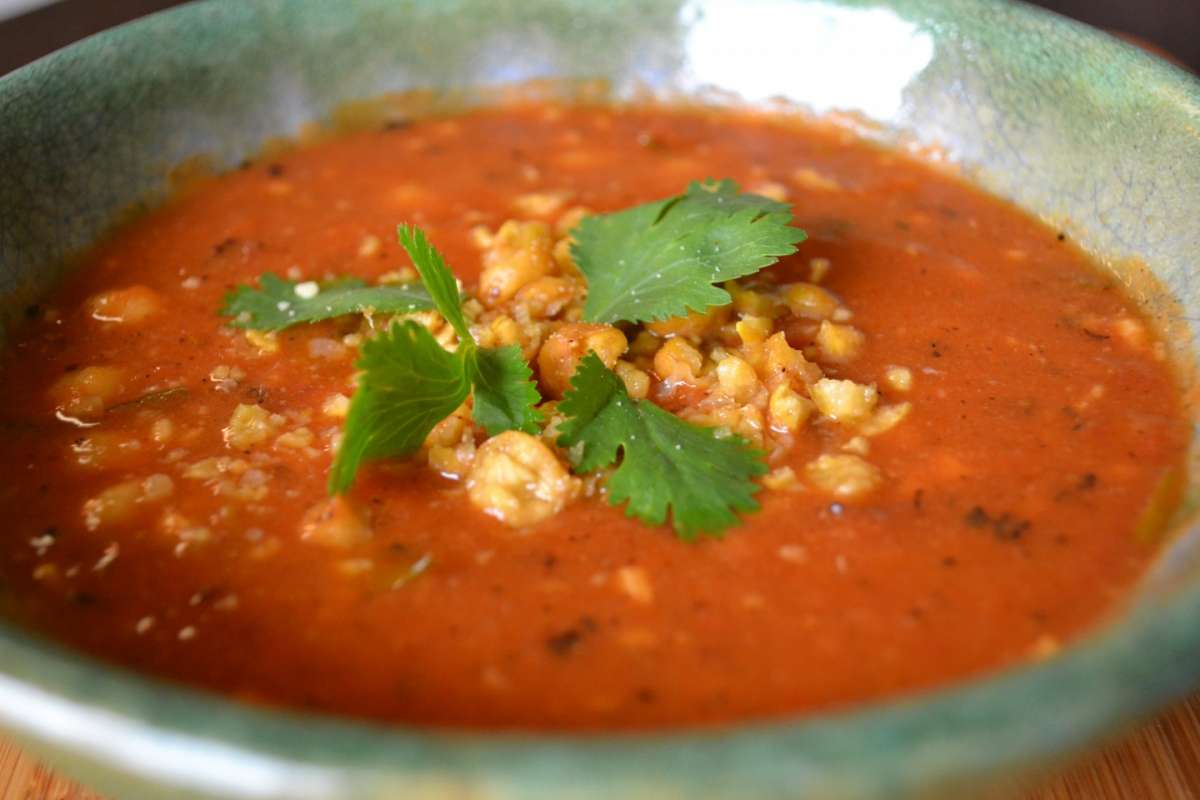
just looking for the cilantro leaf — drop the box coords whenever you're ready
[556,353,766,539]
[330,227,543,492]
[395,223,542,435]
[328,320,470,493]
[396,224,471,341]
[469,345,543,435]
[571,179,806,325]
[222,273,434,331]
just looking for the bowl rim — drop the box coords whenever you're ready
[2,0,1200,797]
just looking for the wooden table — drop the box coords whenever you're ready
[3,697,1200,799]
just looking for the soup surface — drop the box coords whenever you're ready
[0,103,1188,729]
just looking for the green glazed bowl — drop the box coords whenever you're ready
[2,1,1199,798]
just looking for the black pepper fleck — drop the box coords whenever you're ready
[212,236,239,256]
[992,516,1030,541]
[546,628,582,656]
[964,506,1031,541]
[964,506,990,528]
[69,591,99,607]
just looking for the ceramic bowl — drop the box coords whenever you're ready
[1,1,1199,798]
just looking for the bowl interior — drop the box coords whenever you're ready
[1,1,1200,798]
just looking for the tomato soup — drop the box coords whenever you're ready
[0,104,1187,729]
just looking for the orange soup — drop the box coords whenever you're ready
[0,103,1187,729]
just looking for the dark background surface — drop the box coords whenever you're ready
[0,0,1197,77]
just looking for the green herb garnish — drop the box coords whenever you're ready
[328,226,541,492]
[470,345,542,437]
[557,352,766,538]
[572,179,806,325]
[222,273,435,331]
[327,320,471,493]
[232,179,809,537]
[396,225,543,437]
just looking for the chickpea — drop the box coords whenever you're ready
[783,282,840,320]
[537,323,628,398]
[244,330,279,356]
[628,330,662,359]
[478,315,548,362]
[515,276,578,320]
[81,474,174,531]
[883,366,914,393]
[70,431,143,470]
[485,315,523,349]
[762,466,800,491]
[647,305,730,339]
[816,320,866,363]
[551,237,578,275]
[299,496,372,548]
[858,402,913,437]
[479,220,554,307]
[768,384,816,432]
[614,360,651,400]
[467,431,579,527]
[49,366,127,420]
[715,355,760,403]
[810,378,878,424]
[729,282,784,318]
[735,316,773,348]
[274,427,315,449]
[804,453,882,499]
[761,333,821,388]
[322,394,350,418]
[652,337,704,382]
[86,285,162,325]
[427,438,477,479]
[223,403,278,449]
[83,481,143,530]
[616,565,654,604]
[554,206,591,237]
[150,418,175,445]
[512,190,572,218]
[734,404,767,448]
[426,411,468,448]
[749,181,789,202]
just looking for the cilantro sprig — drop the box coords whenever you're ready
[222,274,435,331]
[557,353,766,538]
[327,320,470,492]
[328,226,541,492]
[227,179,809,538]
[396,225,543,438]
[572,179,806,324]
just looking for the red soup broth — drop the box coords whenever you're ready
[0,103,1188,730]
